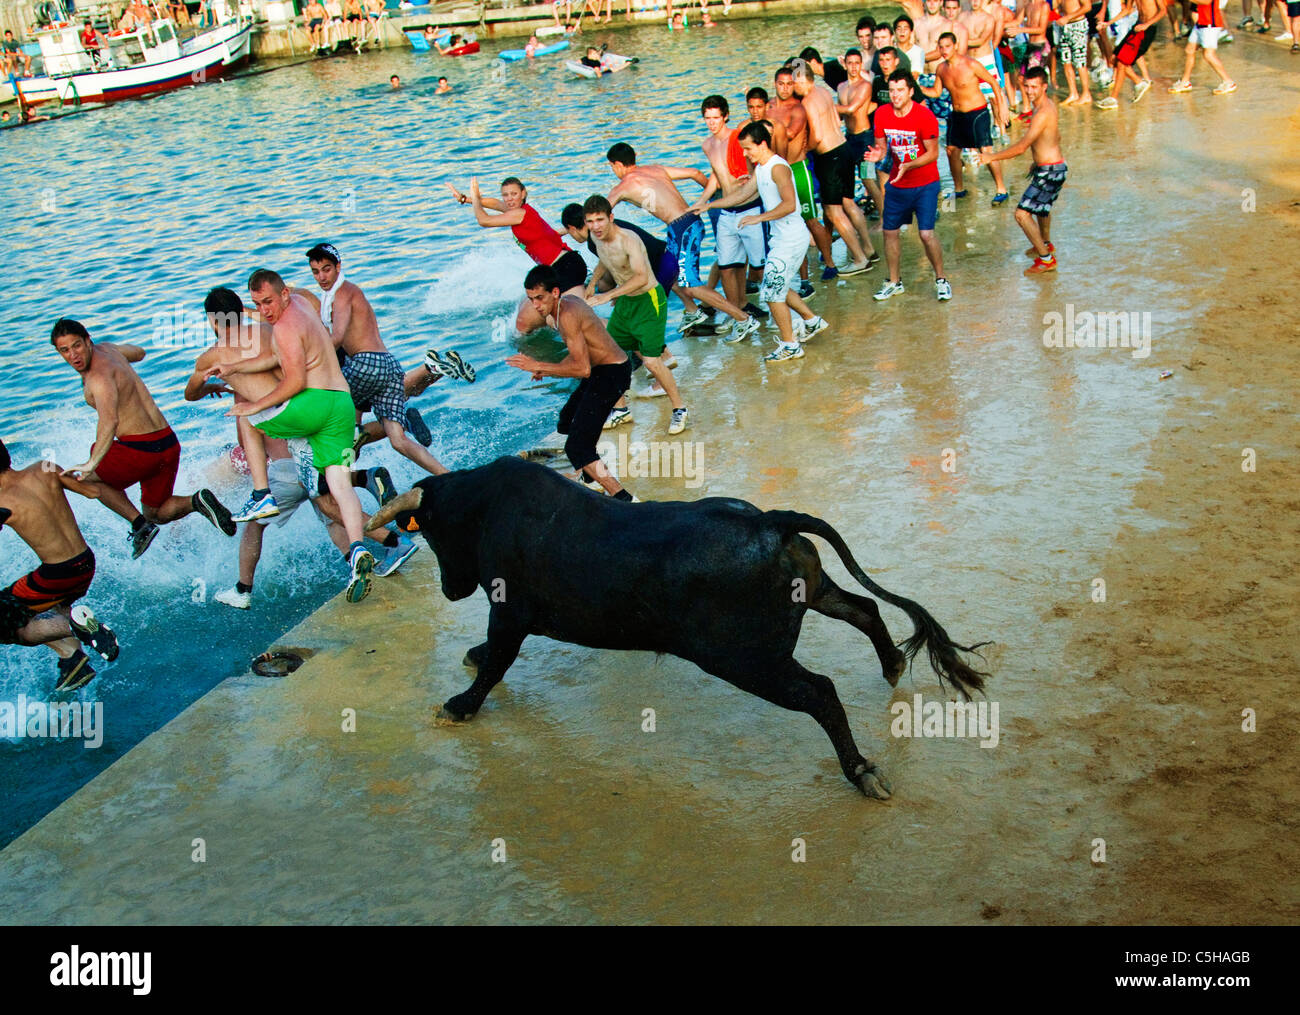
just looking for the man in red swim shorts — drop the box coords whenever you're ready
[51,317,236,560]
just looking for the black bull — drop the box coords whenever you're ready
[371,457,990,799]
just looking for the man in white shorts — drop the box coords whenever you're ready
[1169,0,1236,94]
[699,122,830,364]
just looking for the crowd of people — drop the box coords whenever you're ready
[1,245,476,691]
[2,0,1275,693]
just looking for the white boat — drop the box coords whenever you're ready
[15,1,252,107]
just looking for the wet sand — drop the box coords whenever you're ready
[1,35,1297,924]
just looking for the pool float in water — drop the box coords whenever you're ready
[443,39,480,56]
[566,53,638,78]
[500,40,570,61]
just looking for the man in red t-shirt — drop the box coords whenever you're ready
[1170,0,1236,93]
[865,70,952,302]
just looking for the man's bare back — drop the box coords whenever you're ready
[187,318,282,405]
[801,85,844,155]
[607,165,692,224]
[555,295,629,369]
[328,282,385,356]
[0,464,93,564]
[276,295,349,394]
[81,343,169,438]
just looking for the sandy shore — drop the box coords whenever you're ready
[1,33,1296,924]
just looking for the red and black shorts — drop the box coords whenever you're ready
[93,427,181,509]
[0,548,96,643]
[1115,25,1157,66]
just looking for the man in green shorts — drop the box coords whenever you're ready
[208,269,376,603]
[582,195,688,437]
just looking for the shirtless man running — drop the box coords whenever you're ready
[604,142,756,338]
[506,265,637,502]
[209,270,377,603]
[766,66,838,281]
[0,441,119,692]
[51,318,236,559]
[583,195,688,436]
[978,66,1067,275]
[305,242,450,481]
[790,60,878,274]
[919,32,1010,203]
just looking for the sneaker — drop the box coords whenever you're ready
[69,605,119,662]
[1132,80,1151,103]
[193,489,237,535]
[662,351,678,370]
[791,316,807,344]
[820,266,839,282]
[991,192,1010,206]
[364,466,395,507]
[129,519,159,560]
[797,280,815,299]
[668,407,688,436]
[1024,256,1057,275]
[1168,80,1193,93]
[54,649,95,692]
[801,316,830,341]
[1236,16,1254,27]
[1272,31,1290,40]
[602,406,633,430]
[231,491,279,524]
[679,309,709,332]
[346,546,375,603]
[425,348,476,383]
[1024,241,1056,257]
[375,536,419,577]
[764,343,805,363]
[723,315,760,344]
[1213,80,1237,95]
[1255,23,1271,33]
[935,277,953,301]
[873,280,905,301]
[742,301,769,319]
[1095,96,1119,109]
[1292,43,1300,53]
[637,380,669,398]
[215,586,252,610]
[952,189,968,198]
[838,260,872,277]
[405,407,433,447]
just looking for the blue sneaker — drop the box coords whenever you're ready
[820,266,839,282]
[346,545,375,603]
[231,491,279,523]
[375,536,418,577]
[992,192,1010,206]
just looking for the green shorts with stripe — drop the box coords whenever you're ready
[790,159,816,221]
[607,286,667,358]
[250,387,356,471]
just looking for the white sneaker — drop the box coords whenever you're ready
[668,407,688,435]
[637,381,669,398]
[215,586,252,610]
[723,315,759,344]
[678,309,709,332]
[802,316,830,341]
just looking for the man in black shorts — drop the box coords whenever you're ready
[506,265,638,501]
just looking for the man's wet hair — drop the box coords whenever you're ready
[737,121,772,147]
[938,31,957,45]
[1023,66,1049,84]
[606,142,637,165]
[701,94,729,117]
[895,14,915,30]
[582,194,613,218]
[248,269,286,292]
[560,203,587,230]
[746,86,768,103]
[0,440,10,473]
[798,46,822,64]
[50,318,90,346]
[524,264,559,292]
[887,68,916,86]
[856,15,876,32]
[500,176,525,191]
[204,287,244,317]
[305,242,340,265]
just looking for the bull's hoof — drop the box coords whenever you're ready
[462,643,489,669]
[437,703,477,722]
[883,653,906,687]
[852,763,892,800]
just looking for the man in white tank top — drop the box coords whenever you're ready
[697,121,829,363]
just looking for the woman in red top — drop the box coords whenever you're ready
[447,176,588,332]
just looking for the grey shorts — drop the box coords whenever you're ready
[260,454,326,527]
[342,350,406,423]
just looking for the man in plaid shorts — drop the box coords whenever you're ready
[306,244,450,477]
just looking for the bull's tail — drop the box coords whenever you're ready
[772,511,992,700]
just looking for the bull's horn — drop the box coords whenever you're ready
[368,487,423,530]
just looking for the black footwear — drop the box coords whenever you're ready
[70,605,119,662]
[406,407,433,447]
[129,519,159,560]
[425,348,477,383]
[193,489,236,536]
[743,301,769,319]
[745,280,760,294]
[54,649,96,692]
